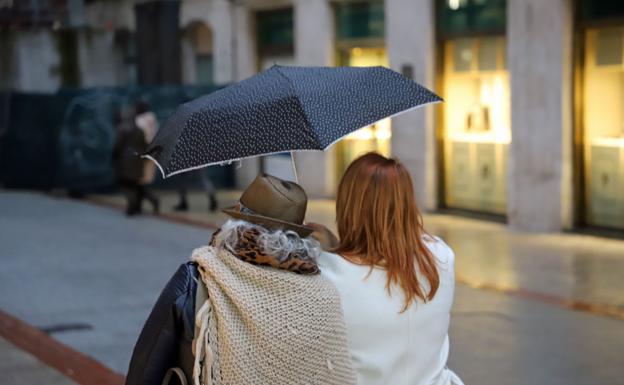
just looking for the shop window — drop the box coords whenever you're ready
[335,1,384,41]
[334,46,391,179]
[437,0,506,37]
[583,28,624,229]
[581,0,624,21]
[256,8,293,56]
[442,37,510,214]
[196,54,213,85]
[193,24,213,84]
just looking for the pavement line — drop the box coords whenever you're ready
[0,309,124,385]
[456,276,624,321]
[81,194,624,321]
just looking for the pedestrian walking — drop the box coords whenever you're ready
[173,169,218,212]
[134,101,160,215]
[125,174,356,385]
[113,108,146,216]
[309,152,464,385]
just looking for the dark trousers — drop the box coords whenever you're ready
[120,180,159,215]
[138,184,159,214]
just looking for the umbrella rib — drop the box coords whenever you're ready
[272,66,322,148]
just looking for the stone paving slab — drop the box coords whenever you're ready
[2,191,624,385]
[94,190,624,315]
[0,191,212,374]
[0,336,79,385]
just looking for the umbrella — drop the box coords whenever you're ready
[144,65,441,178]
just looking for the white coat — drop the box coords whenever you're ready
[135,111,159,185]
[317,237,464,385]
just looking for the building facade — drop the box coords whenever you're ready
[2,0,623,234]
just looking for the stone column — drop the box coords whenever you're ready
[293,0,336,197]
[507,0,574,231]
[209,0,235,84]
[386,0,438,210]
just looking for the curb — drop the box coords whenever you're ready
[0,309,124,385]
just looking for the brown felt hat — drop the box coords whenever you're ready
[222,174,314,237]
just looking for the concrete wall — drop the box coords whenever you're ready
[83,0,135,31]
[11,31,61,92]
[507,0,574,231]
[78,31,120,87]
[294,0,336,197]
[386,0,438,211]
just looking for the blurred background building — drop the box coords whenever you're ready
[1,0,623,235]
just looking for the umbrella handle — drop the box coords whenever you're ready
[290,152,299,184]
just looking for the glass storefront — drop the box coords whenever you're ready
[334,1,389,178]
[438,0,509,215]
[442,37,509,214]
[582,27,624,229]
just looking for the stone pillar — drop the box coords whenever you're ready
[507,0,574,232]
[386,0,438,210]
[209,0,234,84]
[293,0,336,197]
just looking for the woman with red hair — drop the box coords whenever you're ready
[311,152,463,385]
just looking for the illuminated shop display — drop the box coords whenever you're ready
[583,28,624,229]
[442,37,510,214]
[334,2,389,178]
[339,47,391,171]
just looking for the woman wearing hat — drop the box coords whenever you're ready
[310,152,464,385]
[125,174,356,385]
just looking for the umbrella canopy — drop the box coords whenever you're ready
[145,65,441,178]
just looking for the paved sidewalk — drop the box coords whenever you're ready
[1,337,78,385]
[2,190,624,385]
[93,190,624,319]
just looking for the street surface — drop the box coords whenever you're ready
[1,190,623,385]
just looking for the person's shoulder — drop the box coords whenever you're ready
[423,235,455,265]
[317,250,342,269]
[165,262,199,296]
[317,251,356,278]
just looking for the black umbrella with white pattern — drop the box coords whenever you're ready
[144,65,441,178]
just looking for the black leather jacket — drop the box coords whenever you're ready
[125,262,199,385]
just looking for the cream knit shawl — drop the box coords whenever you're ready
[190,246,356,385]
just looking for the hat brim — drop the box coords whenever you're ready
[222,206,314,238]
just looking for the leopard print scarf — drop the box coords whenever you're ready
[209,228,319,275]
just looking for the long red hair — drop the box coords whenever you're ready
[334,152,439,311]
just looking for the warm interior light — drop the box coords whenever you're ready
[449,0,460,11]
[345,127,374,141]
[348,48,388,67]
[375,118,392,140]
[442,38,510,214]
